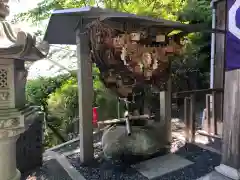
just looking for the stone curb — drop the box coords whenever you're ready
[44,150,86,180]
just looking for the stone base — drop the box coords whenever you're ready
[11,169,21,180]
[0,135,21,180]
[215,164,240,180]
[132,154,193,179]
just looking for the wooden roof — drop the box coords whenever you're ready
[44,6,205,45]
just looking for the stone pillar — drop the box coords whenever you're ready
[0,62,24,180]
[0,135,21,180]
[0,59,26,180]
[158,77,172,147]
[76,26,94,163]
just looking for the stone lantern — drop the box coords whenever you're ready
[0,0,49,180]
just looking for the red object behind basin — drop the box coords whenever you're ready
[92,107,98,126]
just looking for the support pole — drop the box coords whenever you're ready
[189,93,196,142]
[159,77,172,145]
[213,0,225,127]
[210,0,216,89]
[184,97,190,142]
[76,27,94,164]
[117,98,120,119]
[206,94,211,134]
[212,91,218,135]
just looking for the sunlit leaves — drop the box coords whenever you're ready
[14,0,188,23]
[178,0,211,24]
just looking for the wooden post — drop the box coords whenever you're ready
[117,98,120,119]
[166,76,172,144]
[213,0,226,129]
[189,93,196,142]
[214,1,240,179]
[76,27,94,163]
[206,94,211,134]
[222,71,240,167]
[215,70,240,179]
[184,97,190,142]
[159,77,172,145]
[212,91,218,135]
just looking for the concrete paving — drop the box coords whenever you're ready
[132,154,193,179]
[197,171,232,180]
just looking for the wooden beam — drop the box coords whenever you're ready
[172,88,223,98]
[197,130,221,140]
[76,28,94,164]
[97,114,155,125]
[221,70,240,169]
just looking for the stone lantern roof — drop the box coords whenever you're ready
[0,0,49,61]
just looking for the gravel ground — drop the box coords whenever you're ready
[154,143,221,180]
[68,139,149,180]
[69,156,148,180]
[67,138,221,180]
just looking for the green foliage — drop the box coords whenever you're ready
[26,74,73,108]
[26,70,123,148]
[95,90,125,120]
[14,0,186,24]
[48,77,78,122]
[26,73,75,147]
[178,0,212,24]
[14,0,95,23]
[47,77,79,141]
[171,0,212,91]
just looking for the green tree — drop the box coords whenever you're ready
[26,73,75,147]
[26,68,122,147]
[172,0,211,91]
[15,0,186,23]
[47,77,79,140]
[26,73,73,108]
